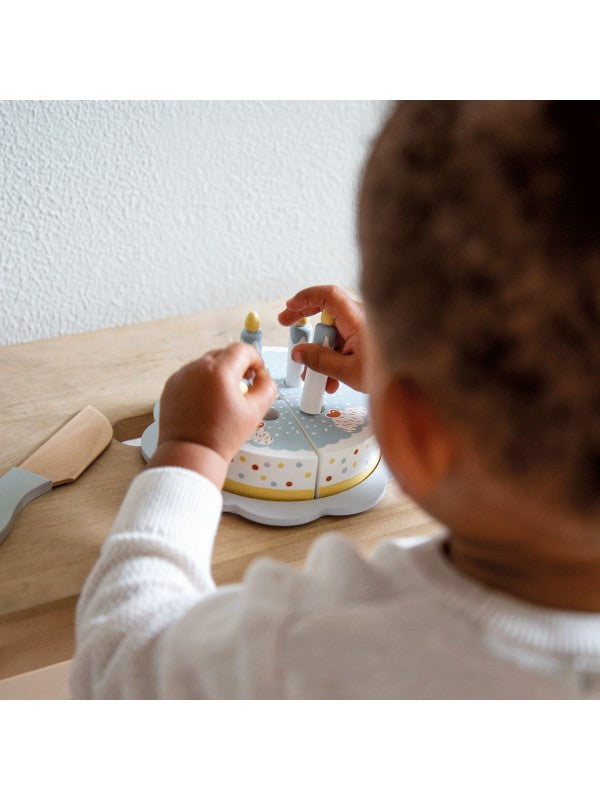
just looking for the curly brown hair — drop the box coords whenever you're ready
[359,101,600,514]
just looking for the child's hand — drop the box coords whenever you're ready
[147,343,278,488]
[278,285,367,393]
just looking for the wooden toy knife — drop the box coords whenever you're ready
[0,406,113,545]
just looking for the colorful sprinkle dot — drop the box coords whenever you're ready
[342,468,347,474]
[278,463,284,468]
[286,481,293,487]
[240,456,246,462]
[296,462,302,468]
[264,462,271,468]
[325,475,332,482]
[260,475,267,481]
[252,464,259,471]
[238,473,245,479]
[305,472,312,478]
[329,458,335,464]
[353,461,357,468]
[354,449,359,455]
[341,458,346,464]
[271,481,277,487]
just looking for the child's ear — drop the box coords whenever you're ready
[377,376,455,502]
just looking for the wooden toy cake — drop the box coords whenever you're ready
[225,346,380,500]
[141,310,387,525]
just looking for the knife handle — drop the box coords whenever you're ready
[0,467,53,545]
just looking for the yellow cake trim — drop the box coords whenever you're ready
[317,458,380,498]
[223,479,314,501]
[225,457,380,501]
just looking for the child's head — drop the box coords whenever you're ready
[358,101,600,517]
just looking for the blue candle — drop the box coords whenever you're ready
[300,311,337,414]
[285,317,313,387]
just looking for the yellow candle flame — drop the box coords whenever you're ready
[244,311,260,333]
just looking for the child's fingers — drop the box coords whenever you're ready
[292,342,359,386]
[279,284,345,321]
[284,285,347,316]
[217,343,277,411]
[217,342,266,378]
[278,285,364,336]
[300,364,341,393]
[246,364,278,412]
[278,307,317,326]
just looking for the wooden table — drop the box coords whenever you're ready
[0,299,437,680]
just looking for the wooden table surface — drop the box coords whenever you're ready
[0,298,437,680]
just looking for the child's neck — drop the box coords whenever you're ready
[431,469,600,612]
[444,530,600,611]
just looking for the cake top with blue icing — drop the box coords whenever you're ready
[244,347,371,452]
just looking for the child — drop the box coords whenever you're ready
[71,101,600,699]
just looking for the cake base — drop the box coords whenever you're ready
[222,458,390,526]
[140,403,390,526]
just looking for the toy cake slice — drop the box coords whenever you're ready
[279,374,380,498]
[224,396,318,501]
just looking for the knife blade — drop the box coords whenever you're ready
[0,406,113,545]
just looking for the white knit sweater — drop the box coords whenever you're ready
[70,468,600,699]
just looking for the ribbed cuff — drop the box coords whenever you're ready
[109,467,223,566]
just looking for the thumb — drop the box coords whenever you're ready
[246,365,278,416]
[292,343,351,383]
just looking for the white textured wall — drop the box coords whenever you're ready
[0,101,387,345]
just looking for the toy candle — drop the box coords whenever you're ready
[240,310,263,354]
[285,317,313,387]
[299,310,336,415]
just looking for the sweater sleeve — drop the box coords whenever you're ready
[70,467,226,699]
[70,466,399,699]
